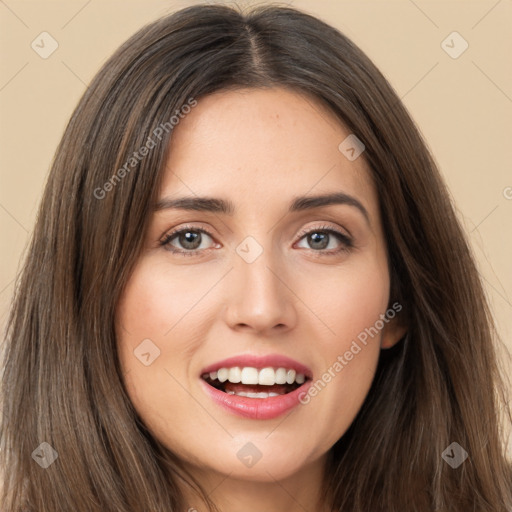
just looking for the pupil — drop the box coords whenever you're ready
[180,231,201,250]
[309,232,328,250]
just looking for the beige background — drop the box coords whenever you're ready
[1,0,511,445]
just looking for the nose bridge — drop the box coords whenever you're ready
[224,235,297,333]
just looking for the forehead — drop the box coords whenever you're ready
[160,87,377,217]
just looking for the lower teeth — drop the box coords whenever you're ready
[226,390,281,398]
[202,376,299,397]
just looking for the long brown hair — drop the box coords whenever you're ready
[1,3,511,511]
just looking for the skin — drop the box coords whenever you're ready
[115,86,406,512]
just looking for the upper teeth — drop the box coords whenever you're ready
[205,367,306,386]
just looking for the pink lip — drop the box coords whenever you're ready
[199,377,312,420]
[200,353,313,379]
[199,353,313,420]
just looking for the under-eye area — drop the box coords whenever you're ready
[201,367,311,398]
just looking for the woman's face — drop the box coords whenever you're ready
[115,87,405,483]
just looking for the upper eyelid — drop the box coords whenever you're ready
[296,222,351,239]
[162,222,349,238]
[161,224,214,241]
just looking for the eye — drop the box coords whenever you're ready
[160,223,353,257]
[160,225,217,256]
[295,224,353,255]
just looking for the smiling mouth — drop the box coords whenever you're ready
[201,368,309,398]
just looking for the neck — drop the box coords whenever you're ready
[179,453,331,512]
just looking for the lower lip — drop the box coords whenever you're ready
[199,378,312,420]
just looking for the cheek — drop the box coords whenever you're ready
[115,258,221,353]
[114,264,201,443]
[296,256,389,432]
[116,262,188,337]
[114,261,197,402]
[300,254,390,347]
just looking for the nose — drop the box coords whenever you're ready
[223,248,298,335]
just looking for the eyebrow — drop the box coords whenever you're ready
[153,192,370,224]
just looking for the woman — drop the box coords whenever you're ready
[1,3,511,511]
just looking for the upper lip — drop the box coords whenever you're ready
[200,353,313,380]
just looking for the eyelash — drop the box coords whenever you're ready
[159,224,353,257]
